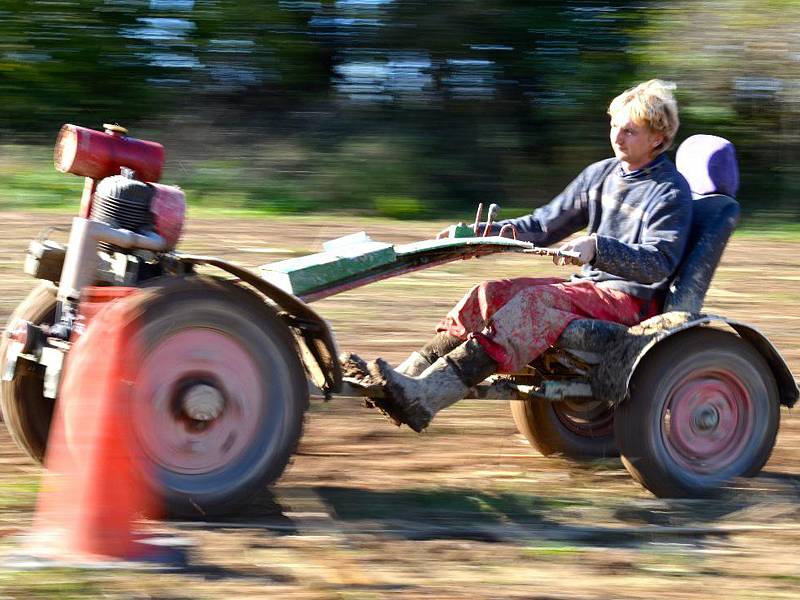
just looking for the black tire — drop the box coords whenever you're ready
[511,397,618,459]
[615,328,779,498]
[0,282,58,462]
[118,277,308,517]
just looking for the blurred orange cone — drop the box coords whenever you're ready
[28,287,166,563]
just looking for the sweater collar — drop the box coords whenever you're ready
[618,153,669,179]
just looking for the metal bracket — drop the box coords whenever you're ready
[40,346,65,399]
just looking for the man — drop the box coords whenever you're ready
[355,79,693,433]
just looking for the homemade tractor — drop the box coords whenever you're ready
[1,125,797,516]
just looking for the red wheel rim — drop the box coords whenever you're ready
[132,328,264,474]
[553,399,614,438]
[662,368,753,474]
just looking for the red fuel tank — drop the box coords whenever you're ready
[54,124,165,183]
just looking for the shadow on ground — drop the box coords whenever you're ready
[182,475,800,554]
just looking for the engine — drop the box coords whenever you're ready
[91,170,185,252]
[15,123,190,379]
[24,124,188,302]
[91,170,154,250]
[55,123,186,252]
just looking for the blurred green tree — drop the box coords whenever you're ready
[0,0,334,135]
[0,0,157,134]
[1,0,794,216]
[634,0,800,215]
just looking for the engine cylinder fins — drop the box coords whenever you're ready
[91,172,156,253]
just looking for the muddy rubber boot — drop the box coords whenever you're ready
[395,332,462,376]
[368,338,497,432]
[394,352,431,377]
[339,352,370,381]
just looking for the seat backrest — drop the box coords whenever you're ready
[663,135,741,313]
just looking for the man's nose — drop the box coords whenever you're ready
[612,128,623,145]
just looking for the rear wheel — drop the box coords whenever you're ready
[0,282,58,462]
[511,396,618,459]
[615,328,779,498]
[123,277,309,517]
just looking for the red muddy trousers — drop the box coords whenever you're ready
[436,278,659,373]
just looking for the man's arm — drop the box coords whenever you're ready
[491,165,599,245]
[592,189,692,284]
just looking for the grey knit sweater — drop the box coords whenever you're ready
[495,153,693,301]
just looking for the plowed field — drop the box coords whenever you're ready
[0,213,798,599]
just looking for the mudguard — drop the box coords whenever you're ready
[176,255,342,395]
[592,311,799,408]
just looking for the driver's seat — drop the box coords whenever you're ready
[663,134,740,313]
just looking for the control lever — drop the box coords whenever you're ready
[483,203,499,236]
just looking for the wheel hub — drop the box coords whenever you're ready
[181,383,225,422]
[554,399,615,438]
[663,370,753,473]
[132,328,264,474]
[692,405,720,432]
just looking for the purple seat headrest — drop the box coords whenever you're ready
[676,134,739,197]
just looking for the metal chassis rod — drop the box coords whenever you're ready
[338,377,593,402]
[297,237,581,303]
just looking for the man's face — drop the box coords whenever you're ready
[609,110,665,171]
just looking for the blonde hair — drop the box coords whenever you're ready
[608,79,680,152]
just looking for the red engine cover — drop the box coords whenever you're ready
[149,183,186,250]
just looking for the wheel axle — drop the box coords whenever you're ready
[692,405,720,432]
[181,383,225,422]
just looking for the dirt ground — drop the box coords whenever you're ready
[0,212,799,599]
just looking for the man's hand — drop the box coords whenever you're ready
[436,222,474,239]
[554,235,597,266]
[435,224,457,239]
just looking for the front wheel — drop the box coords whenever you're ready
[0,282,58,462]
[122,277,309,516]
[615,328,779,498]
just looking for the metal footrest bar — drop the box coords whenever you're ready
[337,376,593,402]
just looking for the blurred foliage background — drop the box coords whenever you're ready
[0,0,798,222]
